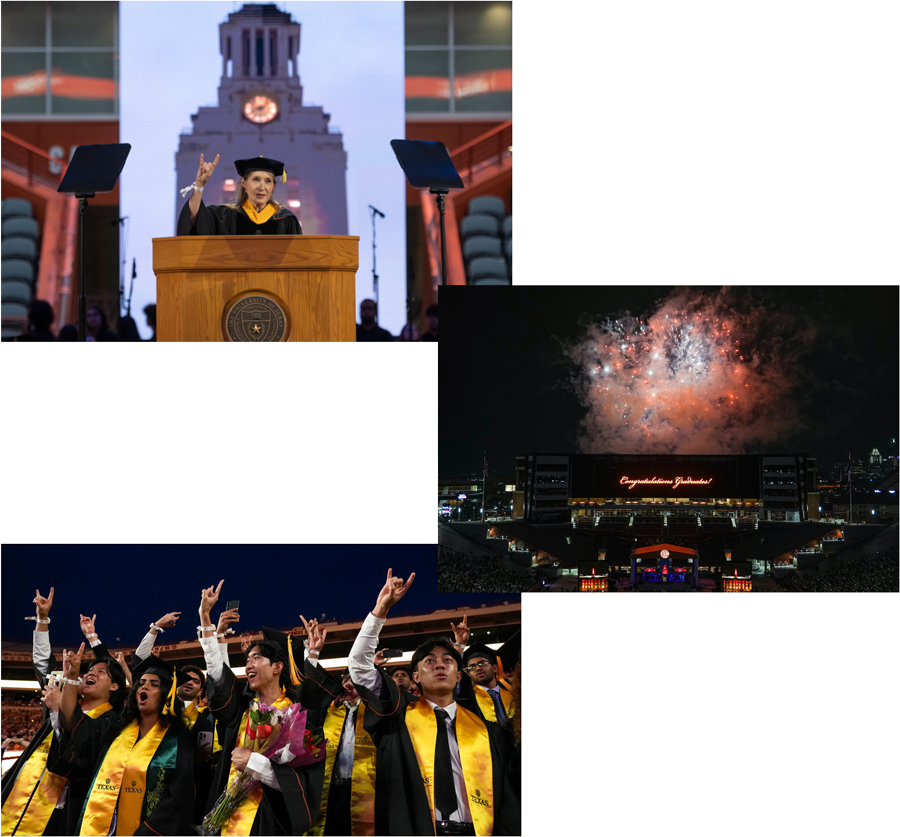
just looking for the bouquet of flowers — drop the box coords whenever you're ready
[197,701,325,835]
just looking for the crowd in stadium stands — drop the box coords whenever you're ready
[1,694,42,707]
[793,547,899,592]
[0,343,437,540]
[1,706,42,745]
[438,545,538,593]
[5,299,438,342]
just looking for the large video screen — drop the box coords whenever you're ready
[571,455,761,498]
[120,2,405,338]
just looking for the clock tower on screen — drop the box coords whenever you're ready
[174,3,348,235]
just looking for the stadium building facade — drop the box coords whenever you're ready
[522,453,816,525]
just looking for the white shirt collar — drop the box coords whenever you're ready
[425,697,457,721]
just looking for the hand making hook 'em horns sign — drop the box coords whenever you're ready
[195,153,220,188]
[373,568,416,619]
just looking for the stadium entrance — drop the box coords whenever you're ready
[632,544,698,589]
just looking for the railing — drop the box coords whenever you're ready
[448,119,512,185]
[1,130,78,328]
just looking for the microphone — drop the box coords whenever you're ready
[131,258,136,279]
[368,205,385,218]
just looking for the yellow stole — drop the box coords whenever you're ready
[79,719,167,837]
[309,703,376,836]
[404,700,495,837]
[0,702,112,837]
[240,200,277,225]
[182,703,221,756]
[221,694,292,837]
[473,684,515,725]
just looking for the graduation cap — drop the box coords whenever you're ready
[260,627,304,686]
[131,654,191,716]
[463,642,499,668]
[234,156,288,183]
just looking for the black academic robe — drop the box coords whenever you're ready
[48,708,195,837]
[204,659,343,835]
[1,713,67,836]
[356,670,521,836]
[177,200,301,236]
[0,641,114,836]
[182,704,218,827]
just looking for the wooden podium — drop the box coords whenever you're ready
[152,235,358,341]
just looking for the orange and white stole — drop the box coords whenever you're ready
[0,701,112,837]
[404,699,495,836]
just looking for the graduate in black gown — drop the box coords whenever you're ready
[176,154,302,236]
[0,596,124,837]
[51,650,195,837]
[196,580,343,836]
[348,570,521,836]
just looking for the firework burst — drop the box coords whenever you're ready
[568,288,812,454]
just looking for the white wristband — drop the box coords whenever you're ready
[150,622,164,633]
[198,625,216,634]
[179,182,204,197]
[63,677,82,687]
[308,651,320,658]
[27,617,51,624]
[86,633,98,639]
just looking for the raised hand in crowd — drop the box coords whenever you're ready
[113,650,133,688]
[152,611,182,632]
[199,579,224,617]
[240,633,252,655]
[300,615,327,658]
[372,568,416,619]
[80,612,97,639]
[217,607,240,637]
[41,680,61,713]
[373,648,386,666]
[450,613,470,647]
[33,586,54,632]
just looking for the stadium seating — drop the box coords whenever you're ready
[463,235,503,263]
[0,198,38,338]
[460,214,499,240]
[1,198,33,220]
[468,256,509,284]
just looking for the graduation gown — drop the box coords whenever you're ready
[356,670,521,836]
[0,642,114,836]
[181,703,219,827]
[48,706,195,837]
[204,659,343,835]
[177,200,301,236]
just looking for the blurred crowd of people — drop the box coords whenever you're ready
[7,298,438,343]
[0,343,437,540]
[1,705,42,746]
[794,546,899,592]
[438,546,538,593]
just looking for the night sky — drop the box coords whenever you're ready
[440,285,898,476]
[0,545,519,648]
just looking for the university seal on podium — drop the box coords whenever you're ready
[222,293,290,342]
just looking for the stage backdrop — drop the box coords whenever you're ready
[120,1,405,338]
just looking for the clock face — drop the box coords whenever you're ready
[660,549,670,559]
[244,95,278,124]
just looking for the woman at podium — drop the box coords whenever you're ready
[177,154,302,236]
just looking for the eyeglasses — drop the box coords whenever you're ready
[464,661,492,672]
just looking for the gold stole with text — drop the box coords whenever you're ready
[0,701,112,837]
[404,700,494,837]
[79,719,167,837]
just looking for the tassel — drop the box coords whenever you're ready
[282,169,287,184]
[286,637,302,686]
[164,676,178,715]
[496,657,505,683]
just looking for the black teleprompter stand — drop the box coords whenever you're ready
[57,143,131,341]
[390,140,464,287]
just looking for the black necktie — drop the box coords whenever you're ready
[489,688,507,725]
[434,708,457,819]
